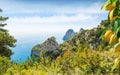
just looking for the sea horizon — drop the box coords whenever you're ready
[10,32,65,63]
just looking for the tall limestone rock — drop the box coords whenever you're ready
[63,29,75,41]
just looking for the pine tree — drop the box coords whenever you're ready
[0,9,16,57]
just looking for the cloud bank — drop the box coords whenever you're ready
[0,1,108,37]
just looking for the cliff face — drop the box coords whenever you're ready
[31,36,58,57]
[63,29,75,41]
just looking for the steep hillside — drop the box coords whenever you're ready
[59,20,112,52]
[31,20,112,59]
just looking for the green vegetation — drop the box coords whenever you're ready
[1,45,120,75]
[0,9,16,57]
[101,0,120,73]
[1,18,120,74]
[2,18,119,75]
[1,0,120,75]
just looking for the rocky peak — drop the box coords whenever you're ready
[41,36,58,51]
[79,28,84,33]
[63,29,75,41]
[31,36,58,56]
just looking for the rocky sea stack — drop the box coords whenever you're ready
[63,29,75,41]
[31,36,58,57]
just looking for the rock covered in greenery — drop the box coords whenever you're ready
[31,36,58,57]
[63,29,75,41]
[60,20,111,51]
[31,20,111,59]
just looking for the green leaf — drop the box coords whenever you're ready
[112,63,117,72]
[112,43,120,50]
[114,20,119,33]
[101,0,110,10]
[111,0,117,4]
[114,18,120,38]
[117,31,120,38]
[116,18,120,25]
[116,28,120,38]
[99,28,107,39]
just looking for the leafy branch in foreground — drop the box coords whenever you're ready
[101,0,120,74]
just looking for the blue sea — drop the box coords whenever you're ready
[10,32,64,63]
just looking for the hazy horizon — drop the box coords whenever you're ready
[0,0,108,37]
[0,0,108,62]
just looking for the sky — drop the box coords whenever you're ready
[0,0,108,37]
[0,0,109,62]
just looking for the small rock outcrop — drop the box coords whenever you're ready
[79,28,84,33]
[31,36,58,57]
[63,29,75,41]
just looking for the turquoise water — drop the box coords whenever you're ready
[11,33,64,63]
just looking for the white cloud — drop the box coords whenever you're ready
[7,14,96,24]
[2,1,108,37]
[0,1,106,15]
[6,2,107,24]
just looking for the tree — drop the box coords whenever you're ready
[0,9,16,57]
[101,0,120,53]
[101,0,120,74]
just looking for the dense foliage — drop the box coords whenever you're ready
[0,45,120,75]
[101,0,120,72]
[1,18,120,74]
[0,9,16,57]
[2,0,120,75]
